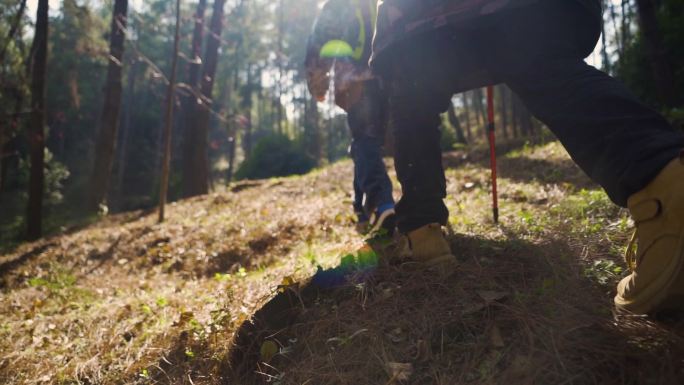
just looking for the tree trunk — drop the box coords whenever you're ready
[462,92,472,142]
[0,91,22,193]
[305,92,322,162]
[115,56,138,204]
[0,0,27,65]
[514,94,533,137]
[609,3,623,56]
[0,120,5,194]
[511,91,520,138]
[241,64,254,158]
[158,0,181,222]
[183,0,225,197]
[600,0,612,73]
[225,70,238,185]
[226,119,237,185]
[498,85,509,140]
[26,0,48,240]
[181,0,207,193]
[472,88,487,140]
[276,0,284,134]
[448,101,467,144]
[89,0,128,211]
[621,0,632,50]
[634,0,678,106]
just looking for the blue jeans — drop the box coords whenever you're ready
[347,80,394,217]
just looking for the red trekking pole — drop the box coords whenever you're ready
[486,86,499,223]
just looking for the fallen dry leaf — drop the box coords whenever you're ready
[477,290,509,304]
[387,362,413,382]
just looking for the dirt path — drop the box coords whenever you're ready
[1,141,683,384]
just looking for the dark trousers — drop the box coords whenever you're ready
[381,1,684,233]
[347,80,394,215]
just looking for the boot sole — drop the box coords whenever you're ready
[614,227,684,314]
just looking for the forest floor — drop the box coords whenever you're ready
[1,140,684,385]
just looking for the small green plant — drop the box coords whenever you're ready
[517,209,545,234]
[236,267,247,278]
[155,297,168,307]
[139,369,149,379]
[214,272,232,282]
[583,259,624,285]
[28,267,77,294]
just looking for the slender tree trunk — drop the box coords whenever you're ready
[0,121,5,194]
[498,85,509,140]
[225,68,238,185]
[511,91,520,138]
[183,0,225,197]
[26,0,48,240]
[159,0,182,222]
[181,0,207,193]
[305,92,321,162]
[609,3,623,56]
[514,94,533,137]
[634,0,677,106]
[0,91,19,191]
[600,0,612,73]
[241,64,254,158]
[226,118,237,185]
[448,101,467,144]
[472,88,487,140]
[0,0,27,65]
[0,91,22,192]
[621,0,632,49]
[461,92,472,142]
[89,0,128,211]
[115,57,138,203]
[276,0,284,134]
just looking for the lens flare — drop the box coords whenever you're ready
[319,39,354,58]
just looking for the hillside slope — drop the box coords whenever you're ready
[1,141,683,385]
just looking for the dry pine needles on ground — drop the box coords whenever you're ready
[1,141,683,385]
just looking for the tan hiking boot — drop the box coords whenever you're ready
[615,154,684,314]
[405,223,458,274]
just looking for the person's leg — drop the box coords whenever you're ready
[383,35,460,234]
[504,61,684,313]
[485,0,684,206]
[349,134,393,206]
[347,80,396,232]
[351,151,368,228]
[485,1,684,313]
[504,59,683,205]
[380,33,461,271]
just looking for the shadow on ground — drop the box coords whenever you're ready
[148,231,684,385]
[443,147,594,189]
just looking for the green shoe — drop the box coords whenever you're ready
[615,154,684,314]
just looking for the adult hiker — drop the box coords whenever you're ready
[369,0,684,314]
[306,0,396,235]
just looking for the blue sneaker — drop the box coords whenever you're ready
[368,204,396,236]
